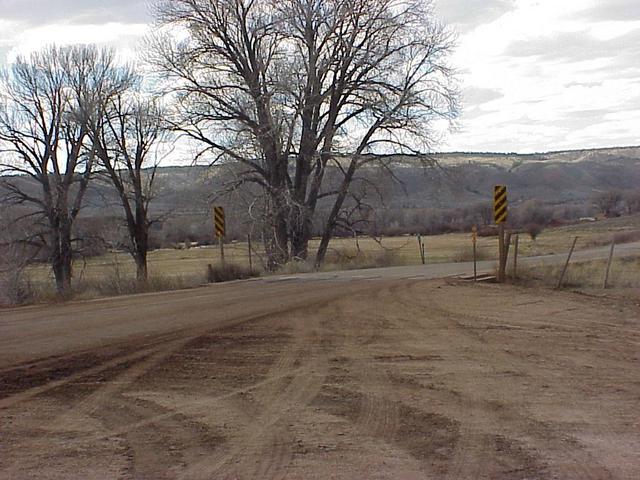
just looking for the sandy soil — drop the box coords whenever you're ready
[1,279,639,479]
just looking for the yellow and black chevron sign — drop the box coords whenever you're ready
[494,185,508,224]
[213,206,225,238]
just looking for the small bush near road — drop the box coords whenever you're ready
[0,245,32,306]
[206,263,260,283]
[525,223,544,240]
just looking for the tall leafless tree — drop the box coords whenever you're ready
[0,45,133,295]
[151,0,458,268]
[91,93,168,281]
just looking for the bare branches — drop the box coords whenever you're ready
[90,90,170,280]
[0,45,134,294]
[151,0,458,266]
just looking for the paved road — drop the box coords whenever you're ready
[1,241,638,370]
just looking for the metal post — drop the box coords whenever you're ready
[556,236,578,289]
[603,241,615,289]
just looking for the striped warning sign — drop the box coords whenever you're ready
[494,185,508,224]
[213,206,225,238]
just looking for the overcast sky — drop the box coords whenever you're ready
[0,0,639,154]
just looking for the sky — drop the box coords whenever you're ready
[0,0,639,154]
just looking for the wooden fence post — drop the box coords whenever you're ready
[513,234,519,280]
[497,224,505,282]
[417,234,426,265]
[556,236,578,289]
[603,241,615,289]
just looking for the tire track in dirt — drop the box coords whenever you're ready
[0,283,376,410]
[392,282,616,480]
[2,288,379,480]
[176,306,331,480]
[309,285,456,477]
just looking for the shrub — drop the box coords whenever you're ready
[0,244,32,306]
[206,263,260,283]
[593,190,624,217]
[525,223,544,240]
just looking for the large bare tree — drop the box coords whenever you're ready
[151,0,458,268]
[0,45,133,294]
[91,93,168,281]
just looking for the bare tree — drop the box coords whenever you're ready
[92,92,168,281]
[151,0,458,268]
[593,190,624,218]
[0,45,133,295]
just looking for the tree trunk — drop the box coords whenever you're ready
[265,194,289,270]
[132,206,149,282]
[135,252,148,282]
[51,224,73,296]
[290,208,312,261]
[315,229,332,268]
[315,158,359,267]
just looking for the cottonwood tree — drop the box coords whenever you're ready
[92,93,168,281]
[0,45,133,294]
[151,0,458,268]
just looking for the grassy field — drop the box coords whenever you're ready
[27,214,640,285]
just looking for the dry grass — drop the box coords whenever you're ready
[24,273,207,304]
[514,256,640,290]
[19,214,640,304]
[451,245,493,263]
[277,247,403,274]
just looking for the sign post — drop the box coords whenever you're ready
[213,206,226,267]
[494,185,508,282]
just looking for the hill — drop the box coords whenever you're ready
[2,146,639,244]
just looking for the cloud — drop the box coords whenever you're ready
[434,0,516,32]
[0,0,151,25]
[3,22,150,64]
[573,0,640,22]
[0,1,152,64]
[1,0,639,154]
[505,29,640,63]
[462,86,504,105]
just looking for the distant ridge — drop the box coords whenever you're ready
[436,145,640,157]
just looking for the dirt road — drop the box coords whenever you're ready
[1,271,639,479]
